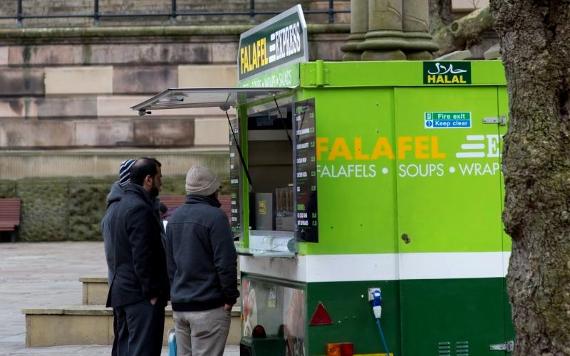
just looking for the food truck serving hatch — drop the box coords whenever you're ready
[132,5,313,260]
[132,87,293,115]
[131,86,304,260]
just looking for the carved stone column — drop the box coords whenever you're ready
[402,0,438,59]
[359,0,407,60]
[341,0,369,60]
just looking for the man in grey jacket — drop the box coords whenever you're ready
[165,166,239,356]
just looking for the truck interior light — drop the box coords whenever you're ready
[251,324,266,338]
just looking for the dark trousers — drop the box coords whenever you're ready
[112,300,165,356]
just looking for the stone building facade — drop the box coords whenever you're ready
[0,1,349,241]
[0,1,350,180]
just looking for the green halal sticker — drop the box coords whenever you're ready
[424,62,472,85]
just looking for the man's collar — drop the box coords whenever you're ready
[125,183,155,205]
[185,194,221,208]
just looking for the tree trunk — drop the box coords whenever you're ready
[449,7,493,44]
[490,1,570,355]
[429,0,453,32]
[432,5,493,56]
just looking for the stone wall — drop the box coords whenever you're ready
[0,3,349,151]
[0,53,238,149]
[0,148,229,179]
[0,26,348,150]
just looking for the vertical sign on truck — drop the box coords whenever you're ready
[294,99,318,242]
[229,116,242,235]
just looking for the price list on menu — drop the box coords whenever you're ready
[228,116,241,236]
[294,99,318,242]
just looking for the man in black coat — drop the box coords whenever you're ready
[101,158,135,356]
[106,157,170,356]
[165,166,239,356]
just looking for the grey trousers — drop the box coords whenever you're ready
[173,306,231,356]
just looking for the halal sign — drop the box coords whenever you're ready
[238,5,308,81]
[423,62,472,85]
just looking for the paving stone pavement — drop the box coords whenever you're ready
[0,242,239,356]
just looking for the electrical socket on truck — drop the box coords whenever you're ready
[368,288,381,302]
[368,288,383,319]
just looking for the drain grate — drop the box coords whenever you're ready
[455,340,470,356]
[438,341,451,356]
[437,340,470,355]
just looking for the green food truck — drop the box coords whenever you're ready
[133,5,514,356]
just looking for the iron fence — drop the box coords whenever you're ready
[0,0,349,25]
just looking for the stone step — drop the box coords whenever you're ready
[80,277,108,305]
[23,305,241,348]
[80,276,241,306]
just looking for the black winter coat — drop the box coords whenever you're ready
[165,195,239,311]
[105,183,170,308]
[101,182,124,283]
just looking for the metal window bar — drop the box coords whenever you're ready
[249,0,255,21]
[3,0,349,25]
[171,0,177,20]
[16,0,22,25]
[94,0,100,22]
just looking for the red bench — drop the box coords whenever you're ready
[217,195,232,222]
[160,194,231,222]
[160,195,187,211]
[0,198,21,242]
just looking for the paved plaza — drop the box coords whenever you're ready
[0,241,239,356]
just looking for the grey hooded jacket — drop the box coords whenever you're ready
[165,195,239,311]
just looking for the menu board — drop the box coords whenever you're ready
[228,116,242,236]
[293,99,318,242]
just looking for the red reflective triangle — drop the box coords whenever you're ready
[310,302,333,326]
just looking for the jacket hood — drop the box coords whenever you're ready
[106,182,124,207]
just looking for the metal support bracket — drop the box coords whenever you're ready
[482,116,507,126]
[490,340,514,352]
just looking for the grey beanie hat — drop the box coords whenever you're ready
[185,166,220,196]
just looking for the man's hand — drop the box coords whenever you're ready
[150,297,158,306]
[224,303,233,311]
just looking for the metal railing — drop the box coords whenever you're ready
[1,0,349,25]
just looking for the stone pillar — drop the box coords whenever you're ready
[341,0,369,60]
[359,0,407,60]
[402,0,438,59]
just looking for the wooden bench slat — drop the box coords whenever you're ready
[0,198,21,232]
[160,194,231,222]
